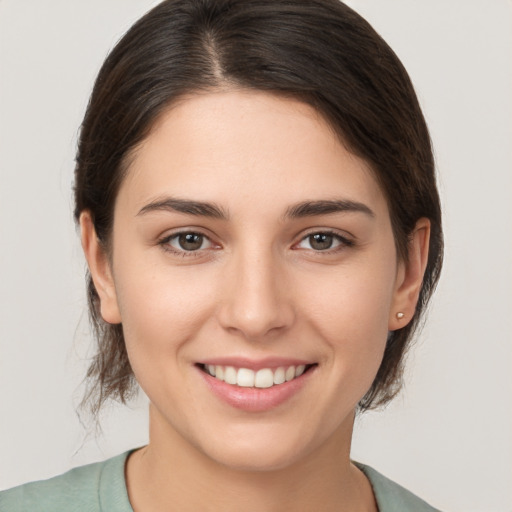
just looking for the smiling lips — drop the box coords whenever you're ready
[203,364,307,388]
[198,361,315,412]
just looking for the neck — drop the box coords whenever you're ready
[125,405,376,512]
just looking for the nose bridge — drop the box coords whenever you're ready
[218,239,293,339]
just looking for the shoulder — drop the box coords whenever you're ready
[355,462,443,512]
[0,451,133,512]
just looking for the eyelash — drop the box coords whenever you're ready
[158,229,354,258]
[158,231,217,258]
[294,230,355,254]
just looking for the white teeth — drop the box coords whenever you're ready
[237,368,255,387]
[285,366,295,382]
[273,367,286,385]
[255,369,274,388]
[224,366,237,385]
[204,364,310,388]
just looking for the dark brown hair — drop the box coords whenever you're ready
[75,0,443,414]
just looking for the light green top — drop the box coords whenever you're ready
[0,451,442,511]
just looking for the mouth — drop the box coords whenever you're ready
[198,363,316,389]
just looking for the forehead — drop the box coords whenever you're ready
[118,89,387,218]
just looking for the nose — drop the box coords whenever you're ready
[217,245,295,340]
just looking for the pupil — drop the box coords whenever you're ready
[179,233,203,251]
[310,233,333,250]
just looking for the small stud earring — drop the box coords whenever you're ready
[396,312,405,319]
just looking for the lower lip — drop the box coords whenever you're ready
[198,367,314,412]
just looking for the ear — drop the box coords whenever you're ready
[80,211,122,324]
[389,218,430,331]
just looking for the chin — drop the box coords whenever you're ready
[194,422,325,473]
[207,442,305,473]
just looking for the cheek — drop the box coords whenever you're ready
[299,260,396,380]
[303,259,396,332]
[113,263,220,365]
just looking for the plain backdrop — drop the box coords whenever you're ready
[0,1,511,511]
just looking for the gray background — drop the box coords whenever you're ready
[1,1,511,511]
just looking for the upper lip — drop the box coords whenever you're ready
[197,357,315,371]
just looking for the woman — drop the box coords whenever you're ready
[1,0,443,510]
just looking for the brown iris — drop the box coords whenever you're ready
[308,233,334,251]
[178,233,204,251]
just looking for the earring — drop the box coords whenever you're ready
[396,312,405,319]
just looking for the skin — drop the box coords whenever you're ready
[81,89,430,511]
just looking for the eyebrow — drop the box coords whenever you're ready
[137,197,374,221]
[284,199,375,219]
[137,198,229,219]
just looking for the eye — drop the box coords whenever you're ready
[296,232,350,251]
[166,232,213,252]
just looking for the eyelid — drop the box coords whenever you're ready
[156,227,354,258]
[168,233,213,251]
[292,229,355,251]
[158,228,221,257]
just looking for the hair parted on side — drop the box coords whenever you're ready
[74,0,443,416]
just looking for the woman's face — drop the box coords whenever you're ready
[87,90,418,471]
